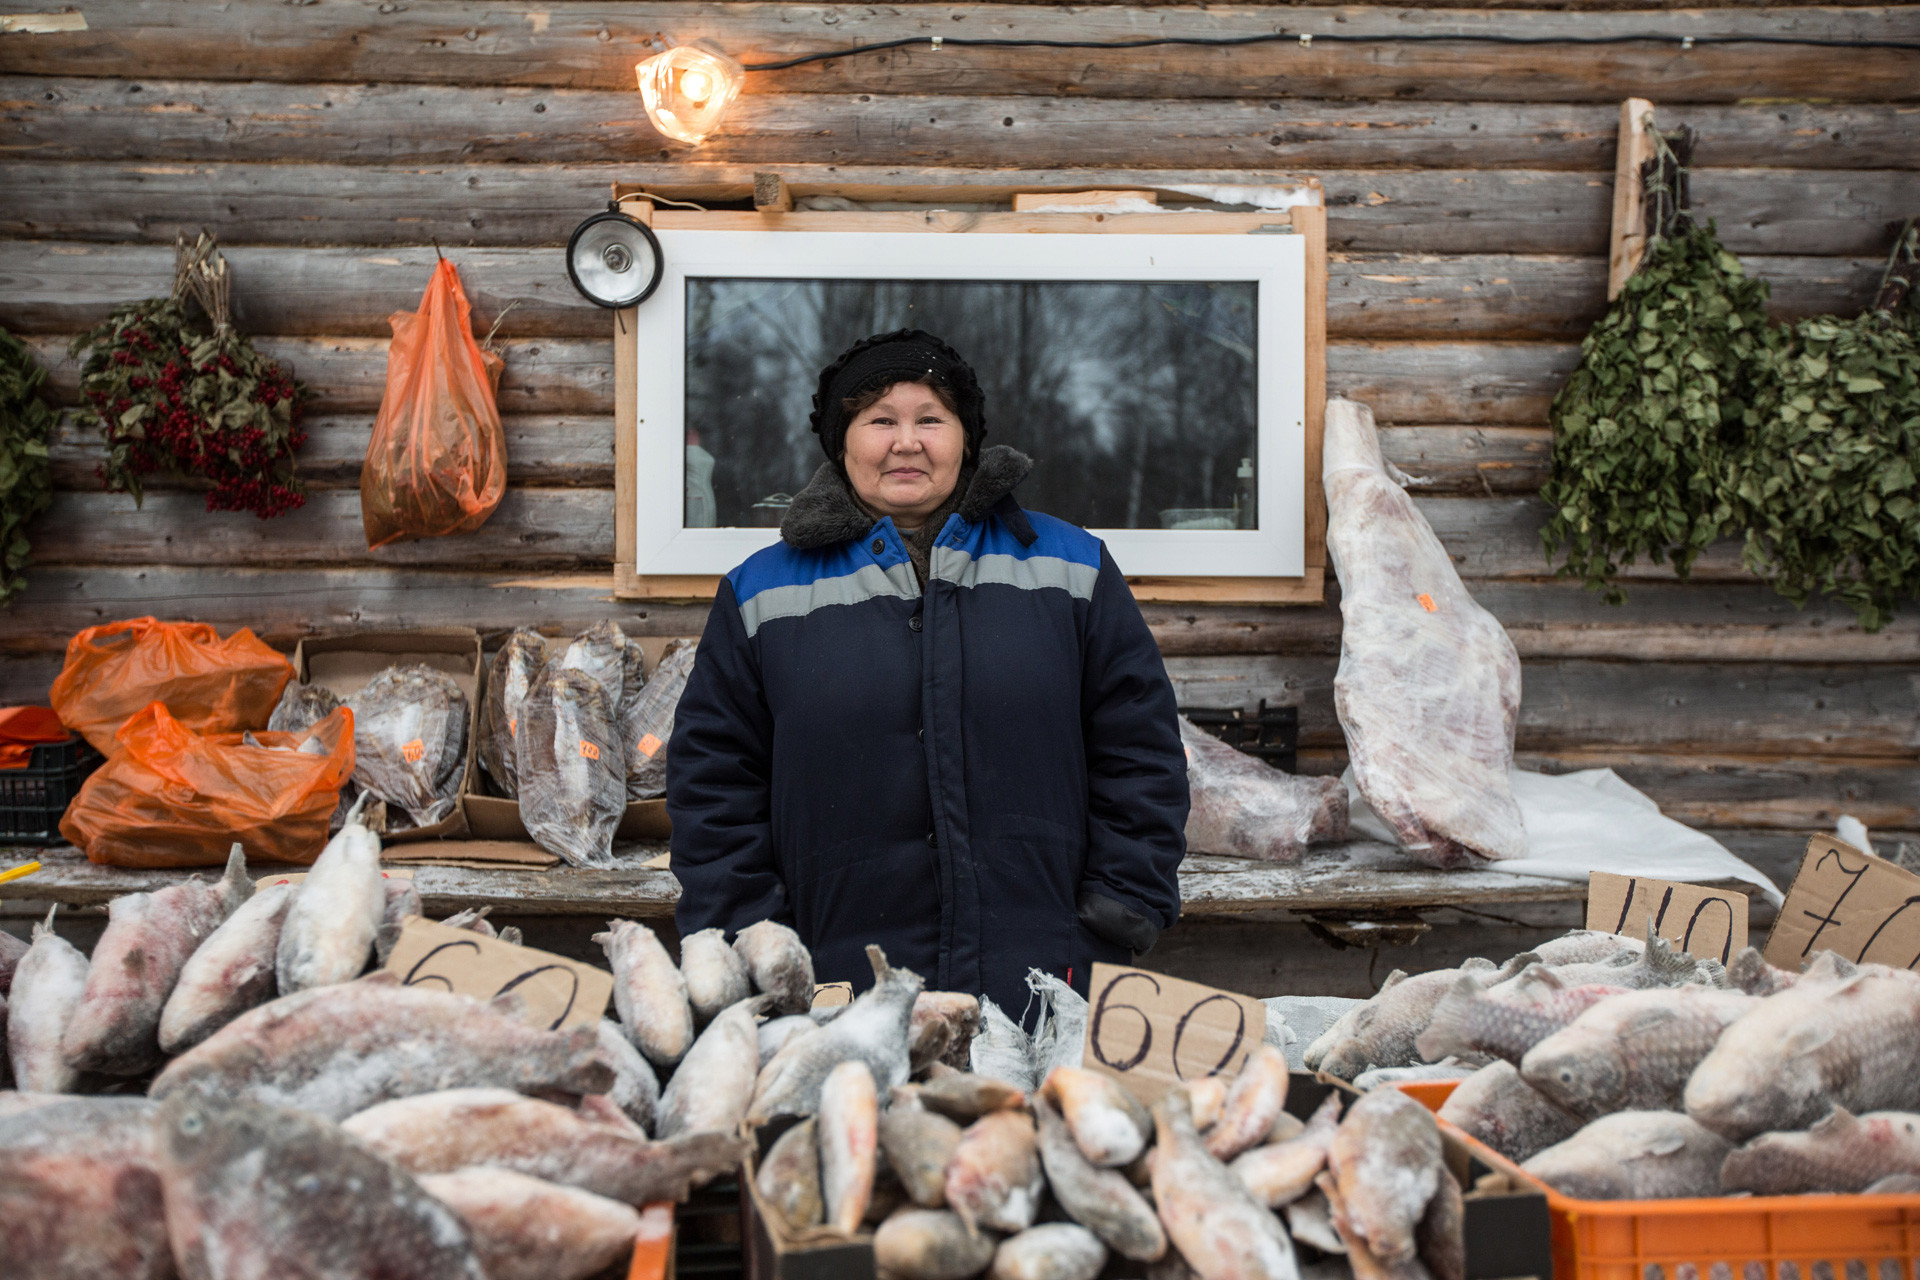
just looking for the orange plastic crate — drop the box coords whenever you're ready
[1400,1079,1920,1280]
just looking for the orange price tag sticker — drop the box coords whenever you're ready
[1416,593,1437,612]
[637,733,663,759]
[508,717,517,739]
[579,740,601,761]
[401,738,425,763]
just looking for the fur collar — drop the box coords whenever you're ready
[780,445,1033,550]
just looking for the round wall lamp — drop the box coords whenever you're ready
[636,44,745,146]
[565,203,665,309]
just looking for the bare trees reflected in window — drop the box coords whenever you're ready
[683,278,1259,530]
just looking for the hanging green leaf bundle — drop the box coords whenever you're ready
[70,233,308,519]
[0,328,54,607]
[1727,224,1920,632]
[1541,125,1772,602]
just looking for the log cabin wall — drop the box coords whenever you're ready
[1,1,1917,911]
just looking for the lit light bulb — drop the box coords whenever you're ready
[635,44,744,146]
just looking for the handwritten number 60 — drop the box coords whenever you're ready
[1089,972,1159,1072]
[1173,994,1246,1081]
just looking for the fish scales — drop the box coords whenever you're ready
[342,1086,746,1205]
[1414,971,1630,1066]
[1522,1111,1733,1200]
[156,1089,487,1279]
[150,971,612,1120]
[749,947,920,1122]
[1318,959,1503,1080]
[1520,987,1754,1117]
[62,845,247,1075]
[1436,1061,1583,1165]
[1721,1106,1920,1194]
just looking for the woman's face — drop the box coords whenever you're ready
[842,382,966,525]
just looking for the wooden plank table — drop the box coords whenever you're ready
[0,840,1608,920]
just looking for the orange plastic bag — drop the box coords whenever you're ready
[361,256,508,549]
[50,617,294,755]
[60,702,355,867]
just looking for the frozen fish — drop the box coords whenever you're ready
[559,620,628,703]
[1318,959,1503,1079]
[1231,1091,1342,1209]
[656,995,764,1138]
[1206,1045,1291,1161]
[1720,1106,1920,1195]
[1188,1074,1230,1130]
[373,874,424,965]
[6,908,89,1094]
[758,1117,825,1231]
[150,971,612,1120]
[1414,970,1630,1065]
[749,946,921,1122]
[625,639,696,800]
[276,796,386,993]
[62,844,247,1075]
[874,1208,998,1280]
[1316,1170,1429,1280]
[1150,1086,1299,1280]
[1527,931,1642,967]
[820,1060,879,1235]
[734,919,815,1016]
[1415,1166,1464,1280]
[598,1017,661,1134]
[1726,946,1798,997]
[882,1104,964,1208]
[350,663,469,827]
[157,1089,486,1278]
[0,926,27,995]
[418,1166,643,1280]
[520,665,627,868]
[921,1069,1028,1123]
[1041,1065,1153,1167]
[0,1096,169,1280]
[159,878,293,1054]
[970,995,1038,1093]
[914,991,982,1071]
[1683,952,1920,1141]
[681,927,752,1025]
[480,628,548,799]
[1327,1087,1442,1265]
[1284,1191,1345,1256]
[1522,1111,1733,1200]
[597,918,696,1069]
[268,679,343,733]
[343,1086,746,1205]
[991,1223,1108,1280]
[1032,1097,1165,1260]
[1435,1061,1582,1166]
[1519,986,1754,1117]
[946,1108,1042,1236]
[760,1013,817,1067]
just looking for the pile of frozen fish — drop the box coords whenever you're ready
[270,661,471,831]
[1313,925,1920,1199]
[741,948,1462,1280]
[480,623,698,867]
[0,809,745,1280]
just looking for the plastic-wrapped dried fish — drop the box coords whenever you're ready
[617,631,646,759]
[480,629,548,800]
[349,664,469,828]
[268,681,344,734]
[559,621,628,704]
[517,665,626,867]
[624,639,696,800]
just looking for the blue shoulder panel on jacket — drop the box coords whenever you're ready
[933,510,1102,600]
[728,535,918,639]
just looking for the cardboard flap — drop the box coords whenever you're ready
[1080,962,1267,1106]
[1586,871,1748,964]
[1764,835,1920,972]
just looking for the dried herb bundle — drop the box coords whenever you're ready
[70,233,308,519]
[1728,224,1920,631]
[0,328,54,606]
[1541,125,1771,601]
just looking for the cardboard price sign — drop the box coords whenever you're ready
[254,867,413,895]
[1764,836,1920,972]
[811,982,853,1010]
[1586,871,1748,964]
[1080,963,1267,1107]
[383,916,613,1030]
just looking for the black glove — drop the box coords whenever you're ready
[1077,890,1161,955]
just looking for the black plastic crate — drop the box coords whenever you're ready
[1180,700,1300,774]
[0,736,103,844]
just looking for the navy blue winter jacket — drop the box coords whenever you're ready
[668,447,1189,1016]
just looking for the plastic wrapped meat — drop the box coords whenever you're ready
[1180,716,1347,862]
[559,621,628,704]
[268,681,343,734]
[517,664,627,867]
[348,664,469,828]
[623,639,696,800]
[1323,397,1526,866]
[480,629,548,800]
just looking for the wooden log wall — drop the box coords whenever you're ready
[1,0,1916,865]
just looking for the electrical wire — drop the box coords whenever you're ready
[741,30,1920,72]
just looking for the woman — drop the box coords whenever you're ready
[668,329,1188,1016]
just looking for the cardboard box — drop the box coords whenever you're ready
[459,634,688,845]
[291,627,482,845]
[737,1074,1551,1280]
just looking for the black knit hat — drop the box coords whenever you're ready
[808,329,986,462]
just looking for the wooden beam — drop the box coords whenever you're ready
[7,3,1916,103]
[1608,98,1657,299]
[9,79,1918,172]
[7,161,1917,257]
[752,171,794,213]
[1010,189,1157,212]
